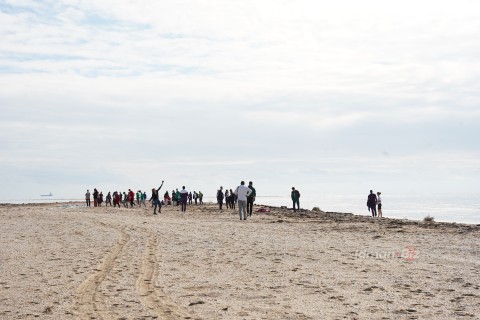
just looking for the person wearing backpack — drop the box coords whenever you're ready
[291,187,300,212]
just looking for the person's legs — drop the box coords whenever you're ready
[247,198,253,216]
[377,204,382,218]
[238,200,247,220]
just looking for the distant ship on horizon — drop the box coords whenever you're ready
[40,192,53,197]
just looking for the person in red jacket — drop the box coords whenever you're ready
[113,191,121,208]
[128,189,135,208]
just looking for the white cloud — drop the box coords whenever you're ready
[0,0,479,200]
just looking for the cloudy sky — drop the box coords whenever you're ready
[1,0,479,200]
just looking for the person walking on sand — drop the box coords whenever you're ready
[367,190,377,217]
[230,189,236,209]
[136,190,142,206]
[128,189,136,208]
[217,186,225,210]
[180,186,189,212]
[93,188,99,207]
[376,192,383,218]
[85,190,91,207]
[148,181,164,215]
[106,192,112,206]
[98,192,103,207]
[225,189,230,208]
[291,187,300,212]
[175,189,180,206]
[199,191,204,204]
[193,191,198,205]
[164,191,171,205]
[113,191,120,208]
[140,191,147,208]
[247,181,256,217]
[236,181,252,220]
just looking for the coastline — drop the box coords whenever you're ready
[2,200,479,228]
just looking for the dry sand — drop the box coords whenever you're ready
[0,202,479,319]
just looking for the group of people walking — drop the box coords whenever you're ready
[86,184,383,219]
[84,182,207,215]
[85,189,148,208]
[165,189,204,206]
[367,190,383,218]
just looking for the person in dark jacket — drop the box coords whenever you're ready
[148,181,164,215]
[367,190,377,217]
[93,188,99,207]
[180,186,189,212]
[247,181,256,217]
[291,187,300,212]
[217,186,224,210]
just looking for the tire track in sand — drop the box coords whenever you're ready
[74,222,130,320]
[136,232,192,319]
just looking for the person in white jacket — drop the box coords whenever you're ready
[235,181,252,220]
[376,192,383,218]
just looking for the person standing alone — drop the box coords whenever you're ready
[85,190,91,207]
[236,181,252,220]
[291,187,300,212]
[180,186,189,212]
[247,181,256,217]
[217,187,225,210]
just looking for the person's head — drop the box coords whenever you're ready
[377,192,381,195]
[249,181,253,186]
[241,181,245,185]
[182,186,185,190]
[220,186,223,190]
[292,187,295,190]
[370,190,373,194]
[87,189,89,192]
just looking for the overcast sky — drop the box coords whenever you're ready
[1,0,479,200]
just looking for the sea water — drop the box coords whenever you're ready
[252,193,480,224]
[1,193,479,224]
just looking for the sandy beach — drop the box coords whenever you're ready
[0,202,479,319]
